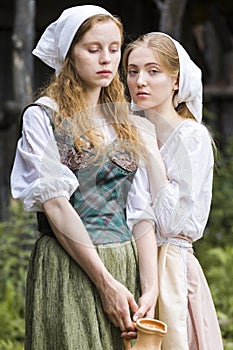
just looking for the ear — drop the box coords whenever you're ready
[173,76,179,91]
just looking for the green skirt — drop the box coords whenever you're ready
[25,235,140,350]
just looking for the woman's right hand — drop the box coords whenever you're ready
[98,275,138,333]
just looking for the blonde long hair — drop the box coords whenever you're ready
[38,14,143,157]
[123,33,195,120]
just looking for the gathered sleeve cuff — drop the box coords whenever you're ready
[10,105,78,211]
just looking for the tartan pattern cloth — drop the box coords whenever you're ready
[72,158,136,244]
[41,104,138,244]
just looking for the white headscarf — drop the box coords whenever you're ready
[32,5,113,75]
[131,32,203,123]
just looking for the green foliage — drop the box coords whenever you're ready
[195,243,233,344]
[0,339,23,350]
[0,201,36,348]
[1,131,233,347]
[205,135,233,245]
[194,135,233,346]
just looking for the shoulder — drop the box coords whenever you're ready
[178,119,210,136]
[23,96,58,120]
[35,96,59,111]
[161,120,213,162]
[21,99,57,134]
[175,119,212,147]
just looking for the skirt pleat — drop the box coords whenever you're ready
[187,251,223,350]
[25,235,140,350]
[157,243,223,350]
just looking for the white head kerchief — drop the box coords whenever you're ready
[32,5,113,75]
[131,32,203,123]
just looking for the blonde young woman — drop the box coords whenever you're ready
[10,6,159,349]
[123,32,223,349]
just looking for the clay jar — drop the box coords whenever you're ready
[123,318,167,350]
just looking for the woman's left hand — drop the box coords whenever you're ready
[133,290,156,321]
[121,290,156,340]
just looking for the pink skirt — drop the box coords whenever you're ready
[157,239,223,350]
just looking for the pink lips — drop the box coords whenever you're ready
[97,70,112,77]
[137,91,149,98]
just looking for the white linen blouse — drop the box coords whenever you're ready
[152,119,214,244]
[10,97,154,226]
[11,97,214,243]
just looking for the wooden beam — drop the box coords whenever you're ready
[204,85,233,98]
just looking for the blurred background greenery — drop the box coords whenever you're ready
[0,133,233,349]
[1,0,233,348]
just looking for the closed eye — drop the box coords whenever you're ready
[110,45,120,53]
[88,47,100,53]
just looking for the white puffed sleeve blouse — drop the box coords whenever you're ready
[152,119,214,243]
[10,98,79,211]
[10,97,154,225]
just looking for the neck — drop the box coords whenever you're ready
[86,87,102,109]
[145,107,183,148]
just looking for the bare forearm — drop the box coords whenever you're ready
[42,196,138,331]
[42,197,112,288]
[133,220,158,297]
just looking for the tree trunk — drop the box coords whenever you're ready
[153,0,188,40]
[0,0,35,220]
[192,4,233,146]
[12,0,35,110]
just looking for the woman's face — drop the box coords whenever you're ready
[127,46,178,114]
[72,20,121,93]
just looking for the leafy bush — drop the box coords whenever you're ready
[0,201,36,348]
[1,134,233,347]
[0,339,24,350]
[205,135,233,245]
[195,243,233,345]
[194,134,233,346]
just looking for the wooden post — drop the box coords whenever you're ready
[153,0,188,40]
[0,0,36,220]
[12,0,36,111]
